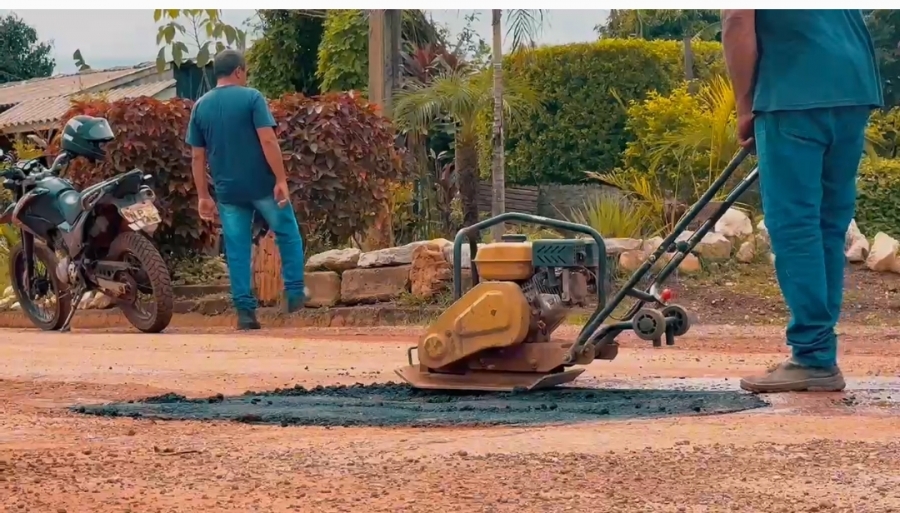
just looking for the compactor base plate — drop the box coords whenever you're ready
[394,365,584,392]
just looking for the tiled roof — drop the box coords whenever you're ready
[0,79,176,132]
[0,64,157,108]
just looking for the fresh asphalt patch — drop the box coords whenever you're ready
[71,383,769,427]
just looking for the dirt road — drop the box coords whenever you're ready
[1,325,899,513]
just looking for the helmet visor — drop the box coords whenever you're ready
[86,119,115,141]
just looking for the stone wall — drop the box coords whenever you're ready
[2,208,893,315]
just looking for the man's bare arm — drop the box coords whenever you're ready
[256,127,288,183]
[191,147,211,199]
[722,10,758,116]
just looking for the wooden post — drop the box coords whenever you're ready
[364,9,401,250]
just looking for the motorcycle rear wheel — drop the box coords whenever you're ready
[8,241,73,331]
[107,231,174,333]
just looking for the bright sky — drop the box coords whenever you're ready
[2,9,608,75]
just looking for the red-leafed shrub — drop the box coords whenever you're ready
[55,91,407,253]
[269,92,407,246]
[55,96,211,252]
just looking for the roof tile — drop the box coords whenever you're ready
[0,79,176,132]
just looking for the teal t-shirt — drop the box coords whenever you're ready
[753,9,883,113]
[185,85,276,204]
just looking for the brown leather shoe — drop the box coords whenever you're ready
[740,358,845,393]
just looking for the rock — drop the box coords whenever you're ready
[2,286,12,298]
[618,250,645,272]
[714,208,753,238]
[642,237,666,256]
[78,292,95,310]
[10,302,20,310]
[604,238,642,256]
[866,232,900,272]
[0,295,15,310]
[756,218,768,242]
[429,238,453,253]
[678,253,702,274]
[736,240,756,263]
[304,271,341,307]
[89,293,114,310]
[409,242,453,299]
[305,248,361,273]
[844,219,869,263]
[340,265,411,304]
[676,231,733,261]
[442,243,486,269]
[358,242,429,268]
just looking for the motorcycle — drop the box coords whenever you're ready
[0,129,174,333]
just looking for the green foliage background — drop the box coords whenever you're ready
[247,10,325,98]
[856,156,900,240]
[316,10,370,93]
[480,39,726,185]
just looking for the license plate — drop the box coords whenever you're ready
[120,201,161,225]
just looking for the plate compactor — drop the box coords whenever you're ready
[395,149,758,392]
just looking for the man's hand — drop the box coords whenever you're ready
[198,197,217,221]
[274,180,290,208]
[737,112,755,151]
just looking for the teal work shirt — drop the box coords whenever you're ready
[753,10,883,113]
[186,85,276,204]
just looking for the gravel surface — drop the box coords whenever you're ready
[1,325,900,512]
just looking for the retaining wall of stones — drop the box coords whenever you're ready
[1,208,894,315]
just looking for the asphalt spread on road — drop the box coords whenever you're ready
[71,383,769,427]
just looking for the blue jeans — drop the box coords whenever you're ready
[755,105,870,368]
[218,196,305,312]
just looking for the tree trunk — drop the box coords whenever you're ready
[456,136,480,228]
[490,9,506,242]
[682,34,695,81]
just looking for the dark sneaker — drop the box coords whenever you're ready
[740,358,845,393]
[283,287,310,314]
[236,309,261,330]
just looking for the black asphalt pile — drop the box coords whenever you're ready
[71,383,768,427]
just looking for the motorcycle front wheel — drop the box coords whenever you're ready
[107,231,174,333]
[8,241,73,331]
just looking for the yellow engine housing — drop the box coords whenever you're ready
[416,281,532,370]
[472,241,533,281]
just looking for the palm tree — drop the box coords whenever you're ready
[393,68,539,227]
[489,9,544,240]
[657,10,720,82]
[598,10,720,82]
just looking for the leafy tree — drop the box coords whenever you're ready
[153,9,247,74]
[0,13,54,84]
[316,9,445,93]
[246,10,325,97]
[865,10,900,109]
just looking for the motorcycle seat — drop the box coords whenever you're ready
[55,170,144,226]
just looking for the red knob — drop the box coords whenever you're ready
[661,288,674,302]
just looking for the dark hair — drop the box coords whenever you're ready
[213,49,245,79]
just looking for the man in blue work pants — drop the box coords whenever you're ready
[722,10,883,392]
[186,49,307,330]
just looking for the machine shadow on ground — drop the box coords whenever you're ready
[71,383,769,427]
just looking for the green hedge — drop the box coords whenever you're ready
[316,9,368,93]
[484,39,725,185]
[856,156,900,239]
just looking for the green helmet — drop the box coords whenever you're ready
[60,115,115,162]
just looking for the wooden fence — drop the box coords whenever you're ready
[476,182,540,214]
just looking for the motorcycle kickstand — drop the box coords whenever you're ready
[59,286,86,333]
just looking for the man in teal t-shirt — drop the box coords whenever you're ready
[722,10,883,393]
[186,50,307,330]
